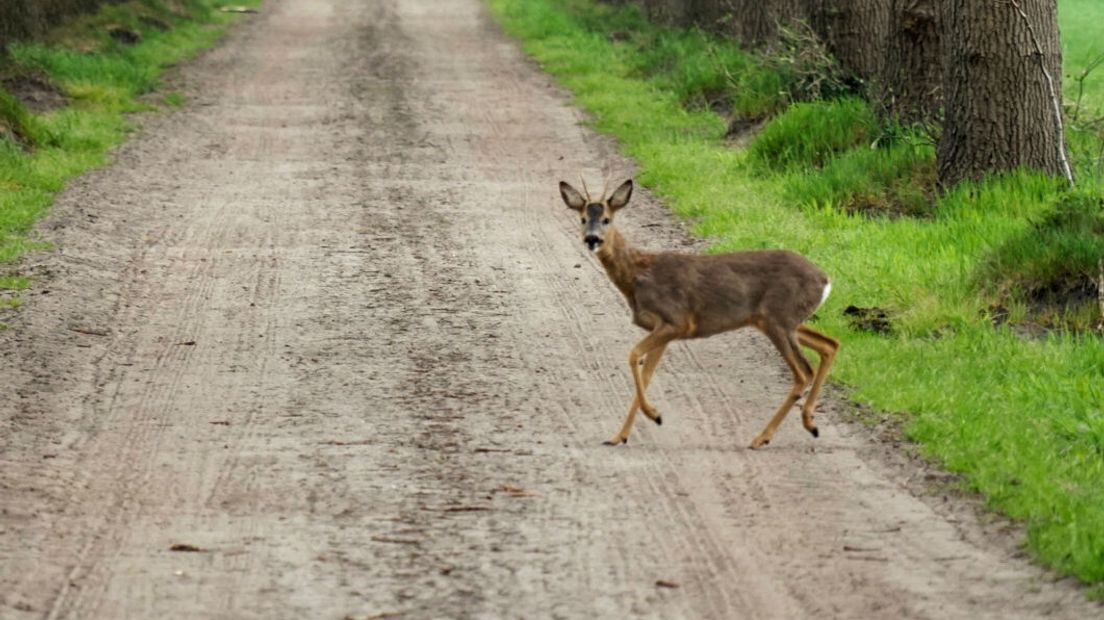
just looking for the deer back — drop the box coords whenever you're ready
[632,249,829,338]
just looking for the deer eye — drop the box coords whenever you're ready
[602,218,611,225]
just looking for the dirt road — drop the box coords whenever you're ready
[0,1,1097,618]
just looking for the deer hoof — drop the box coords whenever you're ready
[809,426,819,438]
[749,437,770,449]
[603,436,628,446]
[654,415,662,426]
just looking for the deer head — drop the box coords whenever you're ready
[559,179,633,252]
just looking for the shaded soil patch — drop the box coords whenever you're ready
[992,274,1104,336]
[1028,274,1102,319]
[107,26,142,46]
[724,115,767,147]
[2,74,68,113]
[843,304,893,334]
[981,192,1104,333]
[845,190,934,220]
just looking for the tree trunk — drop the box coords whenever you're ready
[805,0,889,85]
[695,0,809,48]
[879,0,941,124]
[938,0,1069,187]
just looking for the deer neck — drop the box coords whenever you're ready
[596,227,654,301]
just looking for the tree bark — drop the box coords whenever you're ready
[879,0,941,124]
[804,0,890,86]
[938,0,1069,187]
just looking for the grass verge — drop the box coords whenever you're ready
[488,0,1104,584]
[0,0,259,280]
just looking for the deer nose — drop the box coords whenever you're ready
[584,235,603,251]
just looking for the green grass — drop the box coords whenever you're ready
[747,98,877,169]
[0,88,56,147]
[1061,0,1104,184]
[786,139,937,217]
[489,0,1104,584]
[0,0,258,289]
[1061,0,1104,117]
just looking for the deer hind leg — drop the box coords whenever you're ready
[750,328,813,449]
[604,326,678,445]
[796,324,839,436]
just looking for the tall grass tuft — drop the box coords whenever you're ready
[747,98,877,169]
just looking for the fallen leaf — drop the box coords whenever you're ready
[169,543,206,552]
[655,579,680,589]
[498,485,538,498]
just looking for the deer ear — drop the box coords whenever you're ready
[608,179,633,211]
[559,181,586,211]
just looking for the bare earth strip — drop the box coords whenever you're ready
[0,0,1097,618]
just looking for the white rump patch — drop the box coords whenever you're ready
[817,281,832,310]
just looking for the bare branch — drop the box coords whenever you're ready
[1070,52,1104,124]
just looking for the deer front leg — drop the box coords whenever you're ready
[605,327,676,445]
[604,343,669,444]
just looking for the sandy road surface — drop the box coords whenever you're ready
[0,0,1097,618]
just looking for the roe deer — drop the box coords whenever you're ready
[559,178,839,449]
